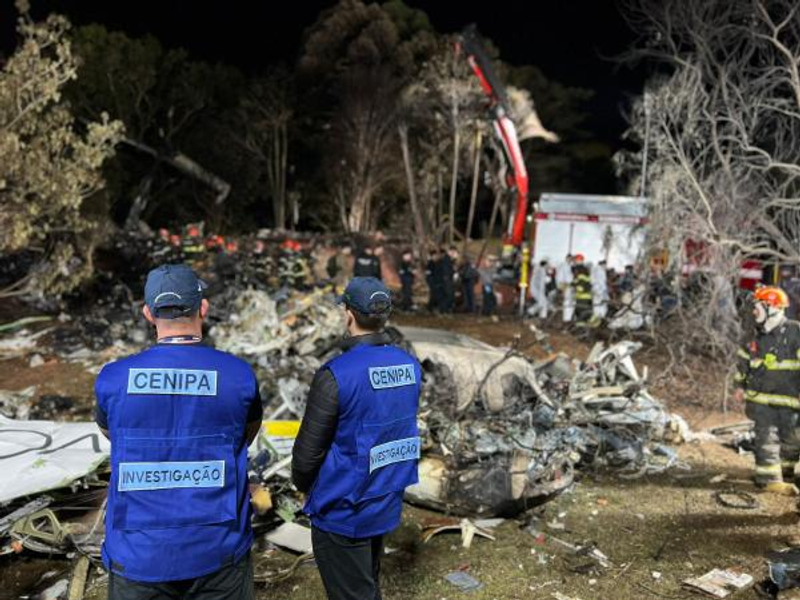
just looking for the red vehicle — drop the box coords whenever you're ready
[680,239,764,290]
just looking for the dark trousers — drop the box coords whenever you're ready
[482,285,496,315]
[439,283,455,313]
[107,552,254,600]
[400,278,414,310]
[746,401,800,483]
[312,526,383,600]
[575,299,593,324]
[462,280,476,313]
[428,282,443,312]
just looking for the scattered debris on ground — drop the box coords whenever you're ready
[0,292,781,599]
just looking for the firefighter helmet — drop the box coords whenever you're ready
[754,286,790,309]
[574,253,585,263]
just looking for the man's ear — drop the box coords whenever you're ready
[199,299,209,320]
[143,305,156,325]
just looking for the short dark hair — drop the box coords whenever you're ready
[153,307,198,321]
[347,305,389,332]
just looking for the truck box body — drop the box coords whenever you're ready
[533,193,648,270]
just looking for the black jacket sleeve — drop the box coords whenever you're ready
[291,368,339,493]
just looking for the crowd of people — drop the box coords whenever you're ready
[148,225,503,316]
[528,253,640,326]
[147,225,701,327]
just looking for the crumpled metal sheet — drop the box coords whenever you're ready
[211,289,345,359]
[211,290,288,356]
[402,328,682,517]
[401,326,544,412]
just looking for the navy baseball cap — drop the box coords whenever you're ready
[337,277,392,315]
[144,264,207,319]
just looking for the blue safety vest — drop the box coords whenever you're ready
[95,344,258,582]
[304,343,421,538]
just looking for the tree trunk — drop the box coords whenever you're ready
[448,127,461,245]
[348,189,370,232]
[436,170,444,240]
[478,178,504,266]
[271,125,283,229]
[279,120,288,229]
[463,130,482,256]
[124,174,153,232]
[399,125,429,261]
[120,137,231,204]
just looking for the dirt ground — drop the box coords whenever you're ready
[0,312,794,599]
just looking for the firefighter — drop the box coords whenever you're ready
[572,254,593,326]
[182,224,205,268]
[735,286,800,495]
[279,240,311,289]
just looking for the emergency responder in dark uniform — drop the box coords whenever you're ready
[94,264,263,598]
[460,255,479,314]
[572,254,594,326]
[439,247,456,313]
[372,246,384,281]
[354,246,376,278]
[735,286,800,495]
[278,241,309,289]
[292,277,421,600]
[399,250,415,311]
[425,248,440,311]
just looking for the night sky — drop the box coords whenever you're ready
[2,0,648,147]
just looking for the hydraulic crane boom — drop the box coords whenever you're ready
[457,26,530,249]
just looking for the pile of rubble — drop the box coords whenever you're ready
[399,328,684,516]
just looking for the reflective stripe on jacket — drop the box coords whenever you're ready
[738,320,800,408]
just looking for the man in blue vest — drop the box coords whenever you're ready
[292,276,421,600]
[94,264,262,599]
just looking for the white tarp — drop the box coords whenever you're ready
[0,416,110,504]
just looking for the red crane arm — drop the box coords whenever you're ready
[459,27,529,247]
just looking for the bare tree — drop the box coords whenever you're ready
[327,68,401,232]
[422,41,484,244]
[232,71,293,229]
[617,0,800,360]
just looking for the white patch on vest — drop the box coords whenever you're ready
[369,437,420,473]
[368,364,416,389]
[118,460,225,492]
[127,368,218,396]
